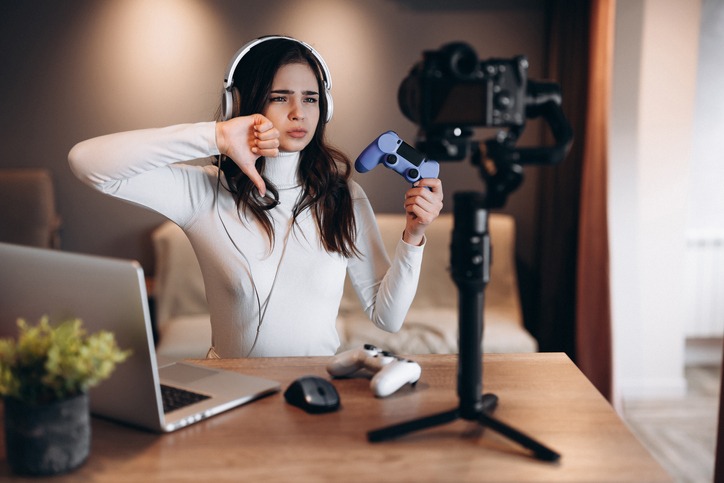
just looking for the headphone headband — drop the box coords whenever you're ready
[222,36,333,122]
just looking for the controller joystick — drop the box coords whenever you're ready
[355,131,440,184]
[327,345,422,397]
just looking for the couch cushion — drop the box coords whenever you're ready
[155,314,211,363]
[338,307,537,355]
[151,222,208,332]
[339,213,525,332]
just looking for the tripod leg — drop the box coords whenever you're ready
[478,412,560,462]
[368,408,460,443]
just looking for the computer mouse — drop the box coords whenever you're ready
[284,376,340,414]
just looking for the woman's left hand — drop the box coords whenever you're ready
[402,178,444,246]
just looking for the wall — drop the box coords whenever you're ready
[683,0,724,341]
[689,0,724,232]
[609,0,701,402]
[0,0,547,274]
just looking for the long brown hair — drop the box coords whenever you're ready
[218,38,358,257]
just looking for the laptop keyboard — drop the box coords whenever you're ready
[161,384,211,413]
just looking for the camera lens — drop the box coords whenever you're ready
[398,75,420,124]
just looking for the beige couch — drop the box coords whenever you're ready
[152,213,537,362]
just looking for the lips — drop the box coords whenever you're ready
[287,129,308,139]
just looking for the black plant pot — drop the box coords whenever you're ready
[4,393,90,476]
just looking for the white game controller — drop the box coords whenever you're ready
[327,344,422,398]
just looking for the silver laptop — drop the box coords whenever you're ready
[0,242,280,432]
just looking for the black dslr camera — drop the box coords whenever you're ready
[397,42,573,207]
[399,42,528,131]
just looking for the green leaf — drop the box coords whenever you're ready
[0,316,131,404]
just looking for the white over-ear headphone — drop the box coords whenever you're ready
[221,35,334,123]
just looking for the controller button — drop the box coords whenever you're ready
[408,168,419,180]
[385,154,398,165]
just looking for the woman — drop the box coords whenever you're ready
[68,36,443,357]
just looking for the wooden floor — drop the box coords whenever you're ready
[622,364,721,483]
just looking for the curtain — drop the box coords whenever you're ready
[575,0,615,400]
[534,0,614,400]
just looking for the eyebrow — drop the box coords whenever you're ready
[270,89,320,96]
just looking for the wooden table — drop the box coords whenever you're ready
[0,353,671,482]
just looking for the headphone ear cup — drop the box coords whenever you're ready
[221,87,241,121]
[325,90,334,123]
[222,89,232,121]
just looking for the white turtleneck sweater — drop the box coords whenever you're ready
[68,122,424,357]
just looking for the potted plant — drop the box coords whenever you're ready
[0,316,130,476]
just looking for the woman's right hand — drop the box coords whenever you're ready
[215,114,280,196]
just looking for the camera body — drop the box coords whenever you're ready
[355,131,439,184]
[398,43,529,131]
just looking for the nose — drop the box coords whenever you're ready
[289,99,305,121]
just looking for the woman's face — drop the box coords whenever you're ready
[262,62,321,153]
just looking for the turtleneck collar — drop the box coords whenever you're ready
[264,151,301,190]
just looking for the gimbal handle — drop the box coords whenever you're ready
[474,80,573,209]
[488,80,573,167]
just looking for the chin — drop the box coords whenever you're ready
[281,139,312,152]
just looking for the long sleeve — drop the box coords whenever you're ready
[68,122,220,225]
[346,184,424,334]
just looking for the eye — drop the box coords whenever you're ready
[304,97,319,104]
[269,96,287,103]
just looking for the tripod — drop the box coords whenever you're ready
[367,190,560,462]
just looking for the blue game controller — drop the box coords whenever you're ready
[355,131,439,184]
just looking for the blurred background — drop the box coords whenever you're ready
[1,0,722,422]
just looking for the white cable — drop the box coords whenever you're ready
[214,163,296,357]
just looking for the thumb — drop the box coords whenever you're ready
[240,165,267,198]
